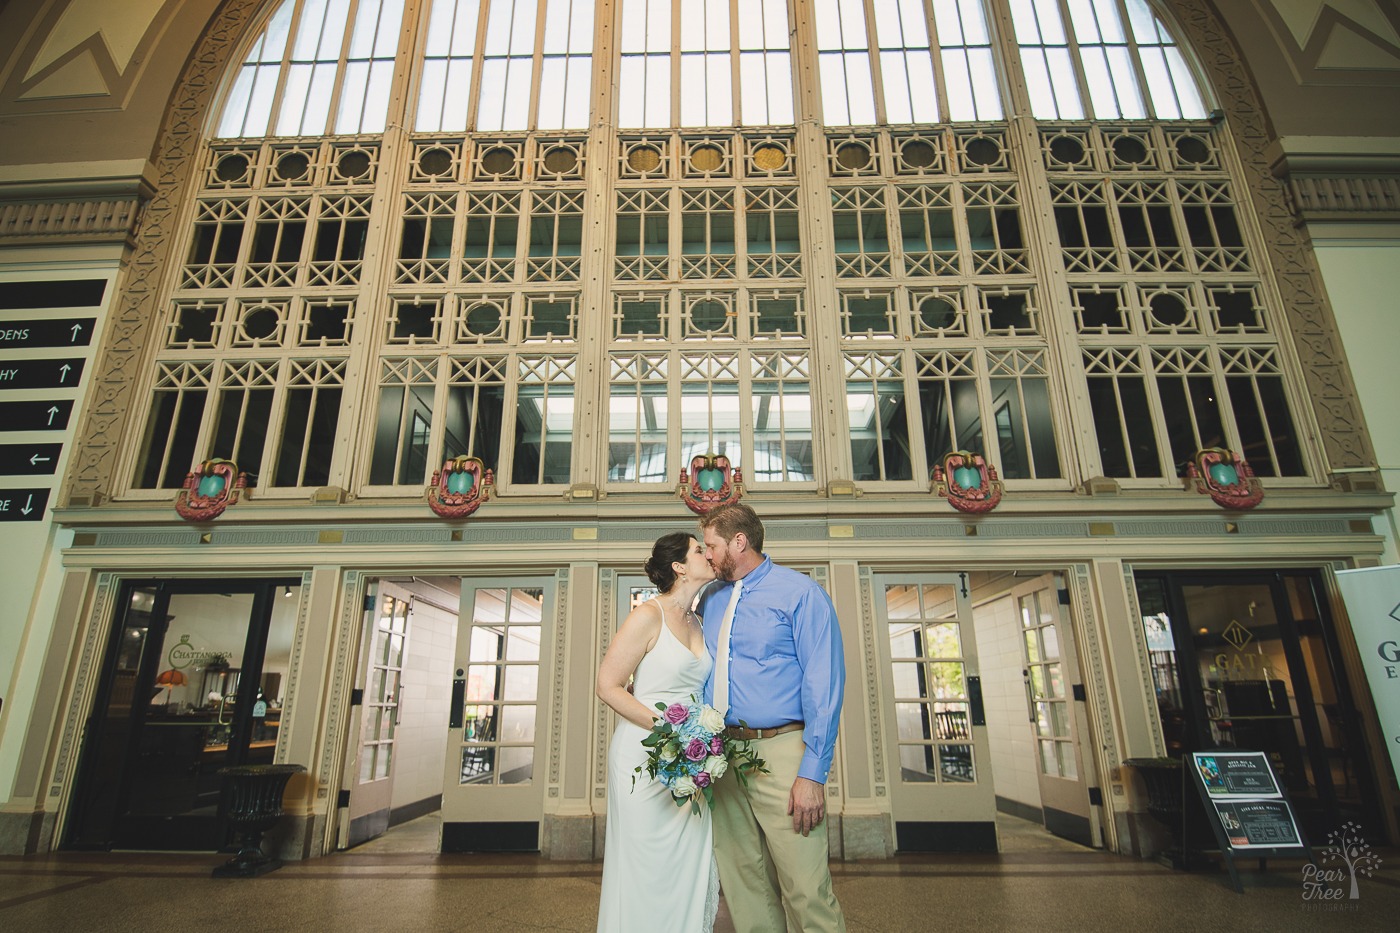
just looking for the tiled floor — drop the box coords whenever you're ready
[3,814,1397,932]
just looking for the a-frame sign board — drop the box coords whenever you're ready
[1188,750,1318,892]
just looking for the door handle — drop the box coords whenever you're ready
[1023,669,1035,723]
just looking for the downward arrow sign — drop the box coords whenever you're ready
[20,494,34,515]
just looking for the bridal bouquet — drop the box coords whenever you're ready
[635,697,766,814]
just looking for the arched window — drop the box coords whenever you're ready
[1010,0,1206,120]
[218,0,407,139]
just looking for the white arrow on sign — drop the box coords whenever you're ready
[48,406,60,425]
[58,363,72,382]
[30,453,51,465]
[20,494,34,515]
[70,323,84,342]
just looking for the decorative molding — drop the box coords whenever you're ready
[1072,564,1125,771]
[51,573,112,799]
[548,569,569,789]
[1119,563,1167,758]
[594,570,615,799]
[314,572,364,800]
[856,567,885,788]
[1283,173,1400,220]
[0,197,145,246]
[274,569,316,765]
[1173,0,1378,472]
[64,0,266,505]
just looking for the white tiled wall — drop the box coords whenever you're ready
[972,592,1041,812]
[390,595,457,811]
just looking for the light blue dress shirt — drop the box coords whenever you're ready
[700,556,846,784]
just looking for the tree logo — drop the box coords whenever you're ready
[1301,822,1382,906]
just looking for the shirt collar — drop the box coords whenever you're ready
[737,555,773,589]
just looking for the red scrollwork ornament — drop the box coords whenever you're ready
[931,451,1004,514]
[174,459,247,522]
[1185,448,1263,510]
[678,453,743,515]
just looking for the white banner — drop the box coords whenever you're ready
[1335,565,1400,785]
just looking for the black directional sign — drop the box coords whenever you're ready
[0,400,74,432]
[0,443,62,475]
[0,358,85,390]
[0,318,95,349]
[0,488,51,522]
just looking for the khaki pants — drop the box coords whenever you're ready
[712,730,845,933]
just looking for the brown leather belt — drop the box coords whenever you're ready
[727,721,803,740]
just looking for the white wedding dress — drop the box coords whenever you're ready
[597,600,718,933]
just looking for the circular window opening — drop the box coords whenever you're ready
[542,146,578,175]
[464,302,502,335]
[689,299,728,332]
[1111,136,1150,164]
[1048,135,1086,165]
[274,151,310,181]
[1149,293,1189,327]
[964,137,1001,166]
[337,150,372,178]
[835,142,872,171]
[479,147,516,175]
[418,147,454,176]
[918,296,959,331]
[690,145,724,173]
[900,139,938,169]
[214,153,250,183]
[627,145,663,174]
[1175,135,1212,164]
[751,144,787,172]
[242,306,280,340]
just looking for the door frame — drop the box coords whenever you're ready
[63,576,300,851]
[1135,568,1381,841]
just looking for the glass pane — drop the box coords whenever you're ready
[469,627,503,664]
[500,703,537,743]
[460,743,495,782]
[889,623,920,658]
[934,703,970,739]
[511,587,545,623]
[1050,700,1070,737]
[891,662,925,698]
[1041,623,1059,660]
[927,662,965,699]
[502,666,538,702]
[922,584,958,619]
[498,745,533,784]
[925,622,961,658]
[895,702,933,740]
[1039,738,1056,774]
[1057,740,1078,779]
[466,664,500,702]
[1046,662,1064,698]
[505,626,540,661]
[940,744,974,782]
[899,744,937,782]
[1034,700,1051,735]
[1030,665,1046,699]
[1023,629,1040,663]
[885,584,921,620]
[362,746,377,783]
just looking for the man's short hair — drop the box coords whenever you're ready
[699,502,764,554]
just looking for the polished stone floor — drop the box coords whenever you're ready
[3,813,1397,932]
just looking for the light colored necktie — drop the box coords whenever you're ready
[712,580,743,716]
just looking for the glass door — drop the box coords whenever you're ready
[1012,574,1099,847]
[65,578,300,850]
[1135,571,1379,842]
[440,579,553,852]
[876,573,996,851]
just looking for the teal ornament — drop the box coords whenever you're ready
[953,465,981,489]
[1208,462,1239,486]
[197,473,227,497]
[446,470,475,495]
[697,467,724,492]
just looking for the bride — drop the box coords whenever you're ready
[596,532,718,932]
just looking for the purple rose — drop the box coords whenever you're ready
[685,738,708,761]
[709,735,724,755]
[664,703,689,725]
[695,772,711,788]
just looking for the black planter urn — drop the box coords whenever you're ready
[212,763,306,878]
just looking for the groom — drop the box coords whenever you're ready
[698,503,846,933]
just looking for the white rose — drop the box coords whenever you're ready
[672,775,697,798]
[698,705,726,734]
[660,742,679,762]
[705,756,728,781]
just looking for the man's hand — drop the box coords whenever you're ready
[787,776,825,836]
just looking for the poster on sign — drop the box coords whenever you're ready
[1335,565,1400,786]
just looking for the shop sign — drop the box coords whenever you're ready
[1335,566,1400,784]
